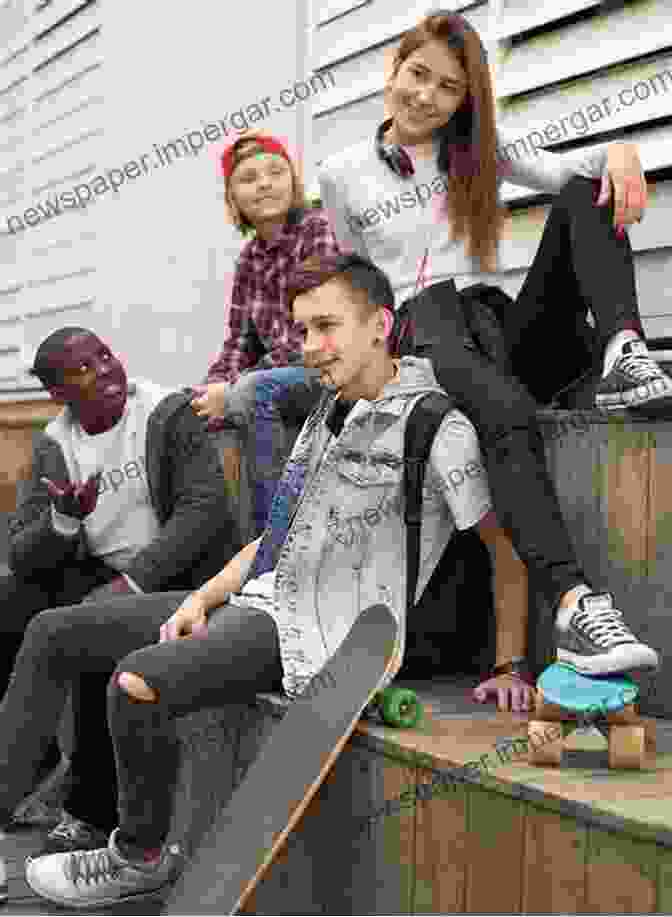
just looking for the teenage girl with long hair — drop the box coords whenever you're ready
[317,10,660,694]
[190,132,339,536]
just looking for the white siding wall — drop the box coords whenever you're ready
[2,0,670,396]
[0,0,311,393]
[307,0,672,338]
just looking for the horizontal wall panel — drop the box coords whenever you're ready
[23,301,95,351]
[27,221,96,256]
[30,133,102,192]
[28,243,95,283]
[314,0,487,71]
[0,163,24,207]
[500,122,672,203]
[497,0,602,40]
[33,65,102,131]
[33,1,100,68]
[0,86,27,125]
[32,122,103,164]
[0,318,26,381]
[313,90,384,164]
[33,56,101,112]
[35,0,96,34]
[642,315,672,339]
[32,27,101,98]
[0,286,23,323]
[631,247,672,319]
[496,0,672,99]
[313,40,392,116]
[23,270,96,319]
[316,0,369,26]
[33,99,103,156]
[0,45,30,95]
[499,51,672,150]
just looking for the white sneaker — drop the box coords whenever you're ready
[25,827,182,909]
[555,591,660,675]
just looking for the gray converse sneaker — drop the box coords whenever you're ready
[556,591,659,675]
[25,827,182,909]
[595,340,672,414]
[29,811,109,860]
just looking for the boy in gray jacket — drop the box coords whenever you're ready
[1,326,241,854]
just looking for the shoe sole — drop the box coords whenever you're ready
[557,647,660,676]
[596,392,672,415]
[24,869,172,910]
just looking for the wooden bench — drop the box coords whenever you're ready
[155,676,671,915]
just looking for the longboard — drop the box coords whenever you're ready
[528,662,650,769]
[162,603,400,915]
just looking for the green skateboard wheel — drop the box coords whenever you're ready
[377,686,422,728]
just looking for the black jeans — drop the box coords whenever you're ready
[0,594,283,850]
[0,559,118,801]
[0,560,202,833]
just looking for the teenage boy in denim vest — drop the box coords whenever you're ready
[1,255,654,909]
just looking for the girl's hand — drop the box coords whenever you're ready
[595,142,647,230]
[190,382,230,420]
[472,674,535,713]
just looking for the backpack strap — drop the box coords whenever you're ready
[403,391,456,613]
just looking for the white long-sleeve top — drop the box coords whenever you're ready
[318,127,608,305]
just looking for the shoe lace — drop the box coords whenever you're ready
[65,848,120,887]
[51,818,88,842]
[618,351,664,382]
[572,605,635,647]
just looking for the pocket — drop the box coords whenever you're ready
[336,449,403,488]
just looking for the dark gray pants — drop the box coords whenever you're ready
[0,593,282,850]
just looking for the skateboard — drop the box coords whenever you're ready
[528,662,652,770]
[162,603,420,915]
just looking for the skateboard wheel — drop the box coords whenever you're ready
[379,687,422,729]
[527,720,564,766]
[608,724,645,769]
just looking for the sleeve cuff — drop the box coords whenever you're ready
[51,505,81,537]
[121,573,144,594]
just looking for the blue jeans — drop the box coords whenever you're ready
[223,367,321,537]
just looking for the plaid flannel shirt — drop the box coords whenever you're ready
[206,210,340,385]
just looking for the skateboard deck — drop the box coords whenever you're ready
[538,662,639,715]
[162,603,399,916]
[529,662,649,769]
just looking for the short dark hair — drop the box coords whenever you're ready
[29,326,94,388]
[287,252,395,318]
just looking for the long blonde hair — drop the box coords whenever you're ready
[222,131,309,236]
[387,12,507,270]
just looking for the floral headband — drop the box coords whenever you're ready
[220,136,291,179]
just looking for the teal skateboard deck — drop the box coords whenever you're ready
[538,662,639,717]
[529,662,649,769]
[162,603,416,915]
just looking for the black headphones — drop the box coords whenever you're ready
[375,118,416,179]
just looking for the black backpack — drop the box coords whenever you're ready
[400,391,495,677]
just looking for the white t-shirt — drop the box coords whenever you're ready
[48,379,170,572]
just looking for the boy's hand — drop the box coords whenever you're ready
[190,382,230,420]
[42,472,101,519]
[160,593,212,642]
[472,674,535,713]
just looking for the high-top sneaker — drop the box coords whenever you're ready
[595,340,672,415]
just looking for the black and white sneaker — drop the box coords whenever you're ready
[555,592,659,675]
[595,340,672,414]
[29,812,109,861]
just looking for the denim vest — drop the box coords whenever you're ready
[253,357,492,697]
